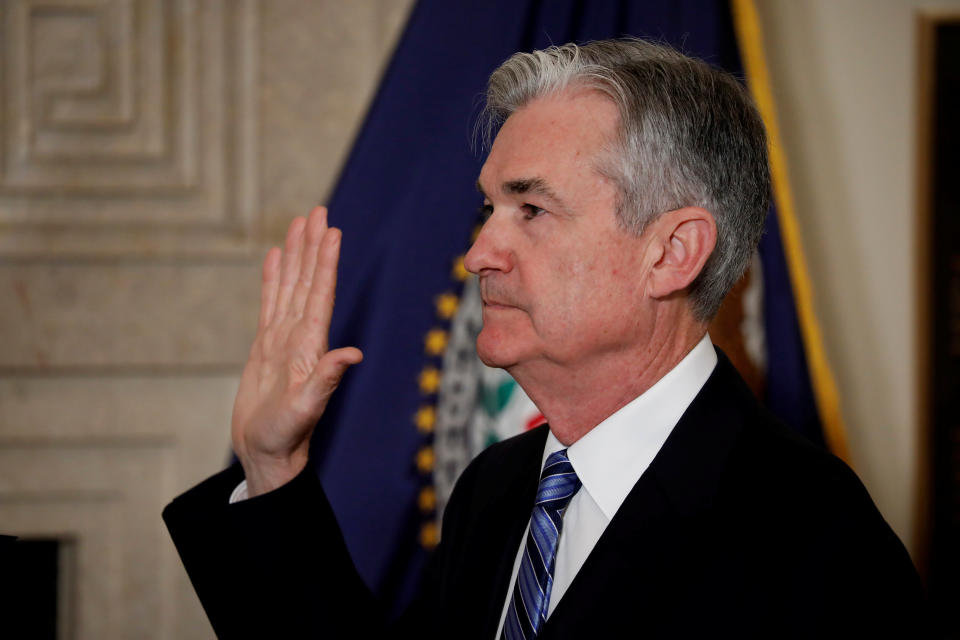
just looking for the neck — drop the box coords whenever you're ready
[510,312,707,446]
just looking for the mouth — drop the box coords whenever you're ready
[480,294,520,310]
[482,301,516,310]
[479,280,518,310]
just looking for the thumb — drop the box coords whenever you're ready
[304,346,363,400]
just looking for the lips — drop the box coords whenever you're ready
[481,297,513,307]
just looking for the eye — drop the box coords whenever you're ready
[478,203,493,222]
[522,204,546,220]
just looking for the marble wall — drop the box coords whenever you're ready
[0,1,413,637]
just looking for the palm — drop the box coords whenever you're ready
[231,208,362,496]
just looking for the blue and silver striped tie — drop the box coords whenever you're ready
[502,449,582,640]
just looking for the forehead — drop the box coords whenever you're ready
[478,89,619,193]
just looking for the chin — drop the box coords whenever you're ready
[475,328,523,370]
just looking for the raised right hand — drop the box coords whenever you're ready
[231,207,363,497]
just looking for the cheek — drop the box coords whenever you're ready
[553,246,640,332]
[531,250,606,334]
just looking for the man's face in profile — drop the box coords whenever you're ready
[465,89,656,376]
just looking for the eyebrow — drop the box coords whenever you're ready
[475,176,563,204]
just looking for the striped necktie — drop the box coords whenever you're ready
[502,449,582,640]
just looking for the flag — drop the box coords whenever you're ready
[312,0,846,616]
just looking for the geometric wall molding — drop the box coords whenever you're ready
[0,439,181,639]
[0,4,418,636]
[0,0,259,254]
[0,371,238,638]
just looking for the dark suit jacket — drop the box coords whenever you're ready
[163,353,927,638]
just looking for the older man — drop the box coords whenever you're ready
[164,40,924,638]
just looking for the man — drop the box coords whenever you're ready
[164,39,925,638]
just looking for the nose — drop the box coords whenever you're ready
[464,212,514,275]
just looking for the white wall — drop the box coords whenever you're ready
[755,0,960,563]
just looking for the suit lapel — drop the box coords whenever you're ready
[541,473,675,638]
[478,454,540,639]
[441,425,547,640]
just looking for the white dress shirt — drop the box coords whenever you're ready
[494,334,717,637]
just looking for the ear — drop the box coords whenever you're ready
[645,207,717,299]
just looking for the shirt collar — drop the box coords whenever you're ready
[542,333,718,520]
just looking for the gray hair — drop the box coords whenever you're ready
[481,38,771,321]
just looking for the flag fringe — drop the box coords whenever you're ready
[730,0,852,463]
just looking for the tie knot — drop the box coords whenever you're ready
[535,449,581,510]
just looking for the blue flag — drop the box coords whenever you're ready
[312,0,837,616]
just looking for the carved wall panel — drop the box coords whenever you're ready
[0,1,416,636]
[0,0,259,255]
[0,373,237,637]
[0,440,179,638]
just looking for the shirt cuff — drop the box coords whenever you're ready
[229,479,249,504]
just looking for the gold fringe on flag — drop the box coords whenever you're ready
[731,0,852,464]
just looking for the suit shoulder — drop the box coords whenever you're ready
[440,426,545,532]
[731,409,860,503]
[722,410,918,572]
[447,426,546,500]
[721,412,926,631]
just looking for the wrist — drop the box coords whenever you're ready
[239,450,309,498]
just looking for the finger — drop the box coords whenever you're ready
[274,217,307,321]
[303,227,343,349]
[303,346,363,400]
[327,346,363,366]
[290,207,328,319]
[258,247,283,329]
